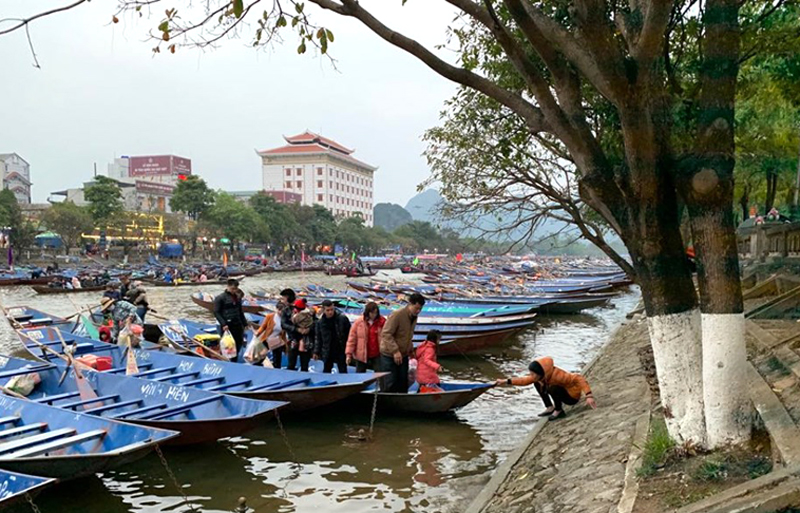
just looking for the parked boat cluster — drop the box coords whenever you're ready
[0,258,630,506]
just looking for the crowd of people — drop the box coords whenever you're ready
[214,280,440,393]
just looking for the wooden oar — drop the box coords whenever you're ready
[52,327,101,409]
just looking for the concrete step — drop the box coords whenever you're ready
[675,465,800,513]
[747,363,800,467]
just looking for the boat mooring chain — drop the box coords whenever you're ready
[154,444,199,512]
[274,409,301,473]
[368,385,379,440]
[24,492,41,513]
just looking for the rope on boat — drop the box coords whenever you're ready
[24,492,42,513]
[154,444,199,512]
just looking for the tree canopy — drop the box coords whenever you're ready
[84,176,124,228]
[41,201,93,253]
[169,175,216,220]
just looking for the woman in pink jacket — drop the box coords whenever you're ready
[346,302,386,373]
[415,330,442,392]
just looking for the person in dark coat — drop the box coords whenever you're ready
[314,299,351,374]
[213,278,248,359]
[273,288,296,369]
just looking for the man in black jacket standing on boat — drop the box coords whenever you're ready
[273,288,297,369]
[314,300,351,373]
[214,278,248,360]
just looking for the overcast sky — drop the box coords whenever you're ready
[0,1,458,205]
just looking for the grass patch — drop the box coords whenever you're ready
[693,458,728,482]
[637,416,675,477]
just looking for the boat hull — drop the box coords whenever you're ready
[0,470,55,508]
[352,383,494,414]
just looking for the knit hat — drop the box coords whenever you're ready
[293,298,308,310]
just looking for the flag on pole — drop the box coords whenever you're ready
[222,251,228,268]
[413,256,420,266]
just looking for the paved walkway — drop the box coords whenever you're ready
[469,319,652,513]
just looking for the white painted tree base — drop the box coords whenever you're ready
[702,312,751,448]
[647,310,706,446]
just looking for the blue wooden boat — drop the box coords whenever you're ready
[4,306,71,329]
[18,328,383,413]
[0,469,55,508]
[356,382,495,414]
[0,355,287,446]
[0,391,178,479]
[288,358,495,414]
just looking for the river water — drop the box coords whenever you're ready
[0,271,639,513]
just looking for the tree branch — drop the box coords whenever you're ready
[310,0,549,133]
[0,0,91,37]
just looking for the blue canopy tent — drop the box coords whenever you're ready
[158,242,183,259]
[34,232,63,249]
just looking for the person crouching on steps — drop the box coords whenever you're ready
[495,357,596,421]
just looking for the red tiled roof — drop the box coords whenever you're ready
[284,131,353,154]
[258,140,377,171]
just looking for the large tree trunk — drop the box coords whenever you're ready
[676,0,750,448]
[765,170,778,214]
[625,211,706,446]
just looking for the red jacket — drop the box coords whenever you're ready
[415,341,441,385]
[346,316,385,363]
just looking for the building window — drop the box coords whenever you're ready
[285,169,291,176]
[329,195,333,202]
[296,168,302,175]
[296,181,302,188]
[329,181,332,188]
[285,181,291,188]
[317,167,323,175]
[317,194,323,202]
[317,180,323,188]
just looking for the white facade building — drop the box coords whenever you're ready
[0,153,31,204]
[258,132,377,226]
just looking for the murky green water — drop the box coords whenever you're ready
[0,271,639,513]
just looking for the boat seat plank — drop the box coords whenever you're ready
[0,366,54,380]
[309,380,335,387]
[6,429,106,458]
[0,428,76,455]
[112,403,167,419]
[135,366,178,378]
[61,395,120,410]
[206,380,251,392]
[0,423,47,440]
[152,371,198,382]
[34,392,80,404]
[85,398,143,415]
[0,416,20,426]
[248,378,310,392]
[108,363,153,374]
[138,395,223,421]
[182,376,224,387]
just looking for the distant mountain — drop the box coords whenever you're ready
[373,203,413,232]
[404,189,442,224]
[404,189,568,237]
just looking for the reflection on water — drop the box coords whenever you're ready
[0,272,639,513]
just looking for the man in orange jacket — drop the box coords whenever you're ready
[496,357,597,421]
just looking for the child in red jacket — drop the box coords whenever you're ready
[416,330,442,393]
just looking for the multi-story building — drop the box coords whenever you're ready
[258,132,377,226]
[0,153,32,204]
[52,154,192,213]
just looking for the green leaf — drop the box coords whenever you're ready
[233,0,244,18]
[295,2,304,13]
[297,41,306,54]
[325,29,334,42]
[277,15,287,27]
[157,21,169,33]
